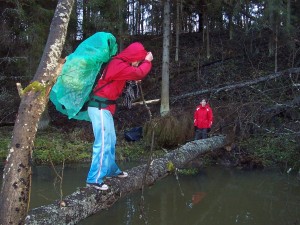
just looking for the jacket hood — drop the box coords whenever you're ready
[115,42,147,63]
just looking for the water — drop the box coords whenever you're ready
[1,164,300,225]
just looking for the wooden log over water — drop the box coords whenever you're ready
[25,135,226,225]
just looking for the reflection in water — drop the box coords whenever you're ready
[1,164,299,225]
[125,198,136,225]
[191,192,207,207]
[79,166,300,225]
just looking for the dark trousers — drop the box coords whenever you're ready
[194,128,208,140]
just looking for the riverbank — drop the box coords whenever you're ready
[0,125,165,167]
[1,125,299,174]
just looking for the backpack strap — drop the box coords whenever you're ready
[78,79,114,112]
[93,80,113,93]
[88,95,116,109]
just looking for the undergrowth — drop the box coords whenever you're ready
[240,135,300,171]
[0,126,164,165]
[1,125,299,171]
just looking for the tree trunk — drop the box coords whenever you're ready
[37,106,51,130]
[118,0,125,51]
[0,1,74,224]
[286,0,291,34]
[206,13,210,59]
[175,0,180,62]
[25,135,226,225]
[160,0,171,116]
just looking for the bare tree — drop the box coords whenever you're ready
[160,0,171,116]
[0,0,74,224]
[175,0,181,62]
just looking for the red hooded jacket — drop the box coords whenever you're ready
[194,104,213,129]
[92,42,152,114]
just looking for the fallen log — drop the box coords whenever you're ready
[132,98,161,106]
[171,67,300,103]
[262,95,300,116]
[25,135,226,225]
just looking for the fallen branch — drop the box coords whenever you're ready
[132,98,160,106]
[262,95,300,116]
[25,135,226,225]
[171,67,300,103]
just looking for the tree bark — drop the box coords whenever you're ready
[25,135,226,225]
[160,0,171,116]
[0,1,74,224]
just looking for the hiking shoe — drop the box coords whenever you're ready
[117,171,128,178]
[86,183,109,191]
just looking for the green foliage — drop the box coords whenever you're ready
[83,0,126,36]
[0,127,92,165]
[240,135,300,170]
[116,140,147,161]
[177,168,200,176]
[0,127,12,162]
[33,128,92,165]
[0,139,9,161]
[0,126,166,165]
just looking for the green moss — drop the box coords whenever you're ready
[22,81,47,97]
[167,161,175,172]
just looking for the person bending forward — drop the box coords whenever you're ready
[86,42,153,190]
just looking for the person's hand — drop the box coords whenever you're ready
[145,52,153,62]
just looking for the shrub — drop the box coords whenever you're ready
[143,113,194,148]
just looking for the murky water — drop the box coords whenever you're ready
[1,164,300,225]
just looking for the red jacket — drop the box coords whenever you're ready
[194,104,213,129]
[93,42,152,114]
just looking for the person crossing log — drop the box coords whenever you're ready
[25,135,226,225]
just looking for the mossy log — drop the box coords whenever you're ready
[25,135,226,225]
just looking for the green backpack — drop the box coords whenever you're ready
[50,32,118,121]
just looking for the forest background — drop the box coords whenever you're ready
[0,0,299,172]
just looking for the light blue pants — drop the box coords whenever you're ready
[86,107,122,184]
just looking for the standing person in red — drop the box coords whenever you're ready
[86,42,153,190]
[194,98,213,140]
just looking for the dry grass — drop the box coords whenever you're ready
[143,113,194,148]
